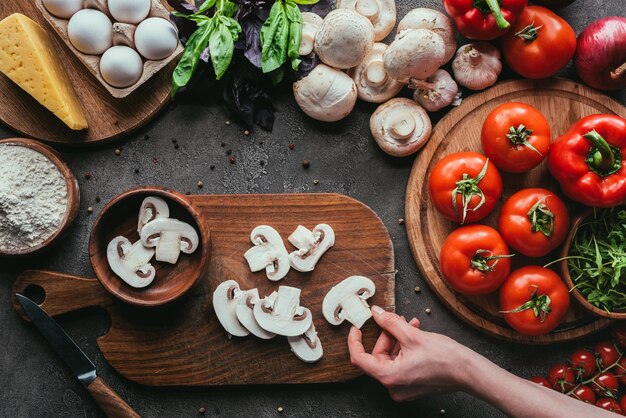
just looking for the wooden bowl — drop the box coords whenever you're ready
[561,210,626,319]
[0,138,80,257]
[89,187,211,307]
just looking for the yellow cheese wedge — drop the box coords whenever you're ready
[0,13,88,130]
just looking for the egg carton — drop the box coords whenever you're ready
[35,0,183,99]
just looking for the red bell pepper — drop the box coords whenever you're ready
[443,0,528,40]
[548,114,626,208]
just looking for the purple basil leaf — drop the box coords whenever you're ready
[241,15,263,68]
[175,60,219,101]
[254,96,274,131]
[170,13,198,45]
[200,46,211,63]
[289,53,319,81]
[299,0,333,18]
[167,0,198,14]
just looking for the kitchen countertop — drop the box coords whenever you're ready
[1,1,625,417]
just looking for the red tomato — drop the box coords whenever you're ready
[613,358,626,385]
[570,385,596,404]
[570,349,598,379]
[595,341,621,369]
[596,398,623,414]
[502,6,577,79]
[499,266,570,335]
[429,152,503,224]
[481,103,551,173]
[498,188,570,257]
[530,376,551,388]
[613,323,626,349]
[592,372,619,398]
[548,363,576,393]
[439,225,513,296]
[620,395,626,414]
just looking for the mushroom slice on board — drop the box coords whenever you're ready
[348,43,404,104]
[396,8,457,64]
[288,322,323,363]
[370,98,432,157]
[107,236,156,288]
[244,225,290,281]
[213,280,250,337]
[140,218,199,264]
[337,0,396,42]
[137,196,170,234]
[253,286,313,336]
[236,288,276,339]
[288,224,335,272]
[322,276,376,328]
[299,12,323,56]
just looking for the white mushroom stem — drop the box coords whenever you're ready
[288,224,335,272]
[140,218,199,265]
[365,60,387,87]
[386,111,416,140]
[322,276,376,328]
[253,286,313,336]
[348,43,403,104]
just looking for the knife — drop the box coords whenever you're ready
[16,294,141,418]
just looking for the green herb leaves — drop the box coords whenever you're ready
[260,0,305,76]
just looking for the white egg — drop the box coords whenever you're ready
[68,9,112,55]
[100,46,144,88]
[108,0,151,24]
[134,17,179,61]
[42,0,83,19]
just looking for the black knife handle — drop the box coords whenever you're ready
[86,377,141,418]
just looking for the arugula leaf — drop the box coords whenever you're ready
[172,20,212,97]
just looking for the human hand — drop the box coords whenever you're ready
[348,305,475,402]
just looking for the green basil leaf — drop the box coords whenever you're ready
[218,0,239,18]
[172,20,212,97]
[197,0,218,14]
[285,1,302,71]
[291,0,320,5]
[260,1,289,73]
[209,17,240,79]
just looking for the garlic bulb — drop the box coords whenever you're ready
[452,43,502,91]
[410,69,459,112]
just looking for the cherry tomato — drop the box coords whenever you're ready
[613,357,626,385]
[499,266,570,336]
[596,398,623,414]
[569,349,598,380]
[481,103,551,173]
[591,372,619,398]
[530,376,551,388]
[620,395,626,414]
[429,152,502,224]
[498,188,570,257]
[502,6,577,79]
[570,385,596,404]
[439,225,512,296]
[595,341,621,369]
[613,323,626,349]
[548,363,576,393]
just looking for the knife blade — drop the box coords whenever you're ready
[16,294,140,418]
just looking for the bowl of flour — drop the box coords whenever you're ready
[0,138,79,257]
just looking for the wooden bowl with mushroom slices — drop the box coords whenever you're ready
[89,187,210,307]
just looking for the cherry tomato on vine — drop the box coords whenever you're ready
[595,341,621,369]
[530,376,551,388]
[596,398,623,414]
[591,372,619,398]
[501,6,577,79]
[481,103,551,173]
[613,357,626,386]
[498,188,570,257]
[620,395,626,414]
[613,323,626,349]
[439,225,513,296]
[570,385,596,404]
[548,363,576,393]
[499,266,570,336]
[429,152,503,224]
[569,349,598,380]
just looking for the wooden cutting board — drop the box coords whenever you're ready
[13,193,395,385]
[0,1,174,145]
[405,79,625,344]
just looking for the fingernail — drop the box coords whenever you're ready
[371,305,384,315]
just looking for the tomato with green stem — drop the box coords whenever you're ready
[595,341,621,369]
[499,266,570,336]
[498,188,570,257]
[481,103,551,173]
[570,349,598,380]
[597,398,623,413]
[548,363,576,393]
[439,225,513,296]
[570,385,596,404]
[429,152,502,224]
[591,372,619,398]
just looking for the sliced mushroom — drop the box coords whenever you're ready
[411,69,460,112]
[137,196,170,234]
[288,224,335,272]
[313,9,375,69]
[370,98,432,157]
[253,286,313,336]
[336,0,396,42]
[348,43,403,103]
[322,276,376,328]
[397,8,457,64]
[383,29,446,83]
[288,322,323,363]
[300,12,323,56]
[213,280,250,337]
[244,225,290,281]
[235,288,276,339]
[139,218,199,264]
[293,64,358,122]
[106,236,155,288]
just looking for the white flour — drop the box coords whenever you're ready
[0,144,68,251]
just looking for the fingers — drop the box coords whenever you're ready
[391,318,420,360]
[371,306,419,345]
[348,326,388,377]
[372,331,395,359]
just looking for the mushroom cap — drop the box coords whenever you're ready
[370,98,432,157]
[300,12,323,56]
[383,28,446,83]
[288,323,324,363]
[293,64,357,122]
[336,0,396,42]
[244,225,290,281]
[213,280,250,337]
[106,236,156,288]
[235,288,276,339]
[322,276,376,328]
[288,224,335,272]
[314,9,375,69]
[253,286,313,336]
[348,43,404,103]
[397,8,457,63]
[140,218,199,254]
[137,196,170,234]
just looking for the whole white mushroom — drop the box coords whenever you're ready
[383,29,446,83]
[397,8,457,64]
[348,43,403,103]
[299,12,324,56]
[336,0,396,42]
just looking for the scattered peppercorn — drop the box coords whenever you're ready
[244,130,250,136]
[225,120,231,126]
[95,196,101,203]
[134,168,139,174]
[226,149,232,155]
[288,143,295,150]
[84,172,92,180]
[210,165,215,170]
[197,181,204,188]
[277,406,284,413]
[143,134,150,140]
[398,218,405,225]
[414,286,421,293]
[425,308,431,314]
[221,142,226,147]
[174,143,179,149]
[114,149,121,156]
[313,179,319,185]
[259,141,263,145]
[302,160,310,169]
[171,138,177,144]
[229,156,235,164]
[199,407,206,414]
[87,207,93,214]
[152,158,158,164]
[260,160,265,166]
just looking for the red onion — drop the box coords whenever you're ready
[575,16,626,91]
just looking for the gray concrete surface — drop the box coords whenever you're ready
[2,0,625,417]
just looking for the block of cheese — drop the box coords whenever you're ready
[0,13,88,130]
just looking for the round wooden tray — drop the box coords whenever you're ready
[0,1,174,146]
[405,79,626,344]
